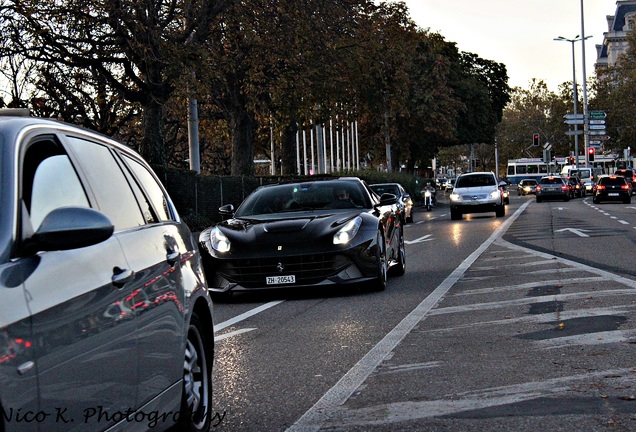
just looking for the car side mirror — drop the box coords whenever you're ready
[24,207,114,254]
[219,204,235,216]
[376,193,397,207]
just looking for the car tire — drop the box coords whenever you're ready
[389,228,406,276]
[536,197,542,203]
[176,312,213,432]
[495,204,505,218]
[450,208,462,220]
[564,195,570,202]
[593,197,599,204]
[370,231,387,292]
[625,197,632,204]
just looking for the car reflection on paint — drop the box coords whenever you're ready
[370,182,414,224]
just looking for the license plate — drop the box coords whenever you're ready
[608,193,619,196]
[266,275,296,285]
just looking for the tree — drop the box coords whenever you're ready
[2,0,229,166]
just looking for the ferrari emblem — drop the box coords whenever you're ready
[277,262,284,273]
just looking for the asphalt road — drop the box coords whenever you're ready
[210,192,636,432]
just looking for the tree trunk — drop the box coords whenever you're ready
[281,120,299,175]
[230,109,255,176]
[140,99,167,166]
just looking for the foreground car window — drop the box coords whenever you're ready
[66,137,146,230]
[25,141,90,231]
[123,154,173,222]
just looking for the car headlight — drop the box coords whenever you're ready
[450,192,461,202]
[489,190,500,199]
[333,216,362,245]
[210,227,231,253]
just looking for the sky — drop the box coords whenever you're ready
[399,0,621,91]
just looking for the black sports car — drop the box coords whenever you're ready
[199,178,406,295]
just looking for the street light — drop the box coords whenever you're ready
[554,35,592,168]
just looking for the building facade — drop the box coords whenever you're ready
[595,1,636,70]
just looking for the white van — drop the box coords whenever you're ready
[560,165,601,192]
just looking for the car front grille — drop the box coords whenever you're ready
[218,253,351,288]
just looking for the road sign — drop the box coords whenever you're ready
[589,119,606,125]
[589,124,606,130]
[564,113,585,120]
[589,110,607,120]
[589,140,602,145]
[565,130,584,136]
[588,130,607,135]
[565,119,585,125]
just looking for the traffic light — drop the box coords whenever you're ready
[532,133,540,146]
[569,157,575,165]
[588,147,595,162]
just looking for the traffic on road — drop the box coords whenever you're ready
[211,184,636,431]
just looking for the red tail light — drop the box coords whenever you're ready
[596,185,605,190]
[622,184,630,190]
[536,185,542,191]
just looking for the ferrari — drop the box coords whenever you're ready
[198,178,406,295]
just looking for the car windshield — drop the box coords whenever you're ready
[455,174,496,188]
[235,181,370,216]
[521,180,537,186]
[370,185,400,196]
[616,170,633,179]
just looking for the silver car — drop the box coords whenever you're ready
[0,111,215,432]
[449,172,505,220]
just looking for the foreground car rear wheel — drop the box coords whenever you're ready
[450,208,462,220]
[370,231,387,292]
[177,312,212,432]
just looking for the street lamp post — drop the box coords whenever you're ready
[554,35,591,169]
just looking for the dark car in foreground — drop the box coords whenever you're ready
[0,111,215,432]
[448,172,505,220]
[199,178,405,295]
[592,175,632,204]
[536,176,570,202]
[370,182,413,223]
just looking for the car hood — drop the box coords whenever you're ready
[216,210,364,246]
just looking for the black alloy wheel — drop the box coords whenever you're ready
[389,227,406,276]
[370,230,387,292]
[176,312,213,432]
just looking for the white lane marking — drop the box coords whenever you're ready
[428,289,636,316]
[404,234,433,244]
[498,238,636,288]
[554,227,590,237]
[285,201,531,432]
[214,328,256,342]
[619,220,629,224]
[321,368,634,428]
[214,300,285,332]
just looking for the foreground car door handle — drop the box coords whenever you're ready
[112,267,134,288]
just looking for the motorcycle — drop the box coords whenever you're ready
[423,189,434,211]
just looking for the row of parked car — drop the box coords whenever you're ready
[517,174,632,204]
